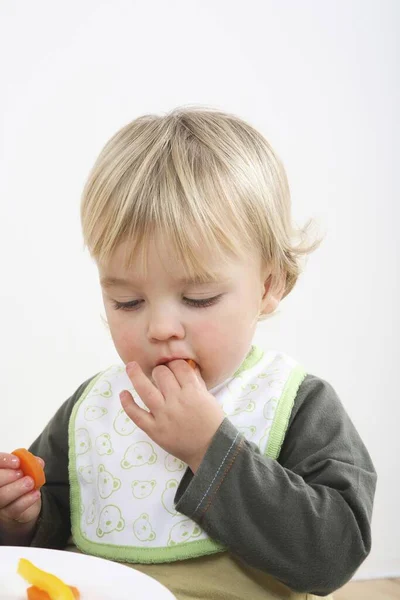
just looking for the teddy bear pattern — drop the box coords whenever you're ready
[71,348,304,558]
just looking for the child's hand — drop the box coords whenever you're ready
[121,360,225,472]
[0,452,43,543]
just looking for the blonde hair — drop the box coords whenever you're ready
[81,106,320,319]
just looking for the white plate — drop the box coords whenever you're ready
[0,546,176,600]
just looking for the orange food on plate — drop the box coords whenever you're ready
[27,587,48,600]
[186,359,197,369]
[12,449,46,489]
[27,586,80,600]
[18,558,76,600]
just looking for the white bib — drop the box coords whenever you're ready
[69,346,306,563]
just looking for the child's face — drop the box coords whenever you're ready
[98,237,278,390]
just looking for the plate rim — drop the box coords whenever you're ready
[0,545,176,599]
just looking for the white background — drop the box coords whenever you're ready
[0,0,398,581]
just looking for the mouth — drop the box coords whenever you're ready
[155,357,197,368]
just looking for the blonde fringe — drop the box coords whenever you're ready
[81,106,321,316]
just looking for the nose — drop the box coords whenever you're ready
[147,306,185,342]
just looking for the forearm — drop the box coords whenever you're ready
[175,377,376,595]
[0,519,38,546]
[27,375,96,549]
[29,485,71,549]
[176,420,368,594]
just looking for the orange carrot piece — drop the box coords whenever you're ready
[186,359,197,369]
[11,449,46,489]
[27,586,48,600]
[27,586,80,600]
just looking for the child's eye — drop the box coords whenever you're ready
[184,295,222,308]
[111,299,142,311]
[111,295,222,311]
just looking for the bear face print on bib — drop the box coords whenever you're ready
[69,347,306,563]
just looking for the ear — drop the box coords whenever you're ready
[260,272,286,316]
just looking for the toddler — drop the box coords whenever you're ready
[0,108,376,600]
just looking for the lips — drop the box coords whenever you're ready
[155,357,192,367]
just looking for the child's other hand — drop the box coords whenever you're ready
[121,360,225,472]
[0,452,43,543]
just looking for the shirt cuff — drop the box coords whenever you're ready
[174,417,244,522]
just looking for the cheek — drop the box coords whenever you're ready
[106,314,142,363]
[191,318,226,346]
[203,297,256,339]
[117,328,138,354]
[194,316,252,384]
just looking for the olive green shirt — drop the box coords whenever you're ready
[24,373,376,598]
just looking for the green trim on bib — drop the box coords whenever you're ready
[68,348,303,564]
[265,365,306,460]
[69,370,106,553]
[71,528,225,563]
[233,345,264,377]
[68,370,227,563]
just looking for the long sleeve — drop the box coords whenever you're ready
[174,374,377,596]
[28,376,96,549]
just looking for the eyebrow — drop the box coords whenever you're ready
[100,274,224,288]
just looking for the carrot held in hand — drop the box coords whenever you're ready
[186,359,197,369]
[11,449,46,489]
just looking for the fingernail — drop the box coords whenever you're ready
[24,477,34,489]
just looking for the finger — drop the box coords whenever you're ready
[0,452,44,470]
[0,476,36,510]
[126,361,165,412]
[36,456,45,469]
[120,390,155,435]
[0,468,24,488]
[2,490,41,523]
[0,453,20,469]
[192,363,207,388]
[152,364,181,398]
[168,359,207,389]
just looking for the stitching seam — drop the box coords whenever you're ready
[194,432,240,513]
[198,437,245,520]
